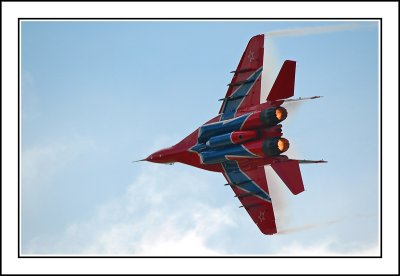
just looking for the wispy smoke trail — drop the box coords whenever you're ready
[279,218,344,235]
[261,23,372,101]
[264,166,290,226]
[260,39,280,103]
[265,23,372,38]
[278,213,377,235]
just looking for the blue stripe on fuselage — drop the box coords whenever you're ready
[220,67,263,121]
[200,144,257,164]
[222,161,271,202]
[197,113,251,144]
[206,132,234,148]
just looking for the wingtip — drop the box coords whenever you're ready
[296,159,328,164]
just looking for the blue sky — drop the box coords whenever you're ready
[20,20,379,255]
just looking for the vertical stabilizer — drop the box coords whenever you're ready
[266,60,296,101]
[271,160,304,195]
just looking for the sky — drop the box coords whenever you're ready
[20,20,380,256]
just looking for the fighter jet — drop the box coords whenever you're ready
[139,34,326,235]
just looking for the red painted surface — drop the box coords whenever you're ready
[219,34,265,115]
[271,160,305,195]
[230,130,258,144]
[241,140,265,157]
[261,124,283,138]
[267,60,297,101]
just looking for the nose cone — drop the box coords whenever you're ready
[145,151,162,163]
[145,147,178,164]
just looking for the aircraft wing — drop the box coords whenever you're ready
[219,34,264,121]
[218,34,297,121]
[221,160,277,235]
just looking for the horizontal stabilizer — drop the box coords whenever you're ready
[267,60,296,101]
[282,96,322,103]
[271,160,304,195]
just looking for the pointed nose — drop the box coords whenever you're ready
[145,147,178,164]
[145,152,160,163]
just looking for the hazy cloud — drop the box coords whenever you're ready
[265,23,373,38]
[22,139,93,186]
[24,163,235,255]
[277,240,379,256]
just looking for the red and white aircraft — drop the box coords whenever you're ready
[140,34,326,235]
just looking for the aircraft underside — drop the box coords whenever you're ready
[141,34,326,235]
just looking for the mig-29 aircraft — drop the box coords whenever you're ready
[138,34,326,235]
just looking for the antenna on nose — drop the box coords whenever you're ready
[132,159,146,163]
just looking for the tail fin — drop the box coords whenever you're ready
[271,160,304,195]
[266,60,296,101]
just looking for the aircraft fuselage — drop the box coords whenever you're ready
[145,101,290,172]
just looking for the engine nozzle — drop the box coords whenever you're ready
[275,107,288,121]
[262,137,290,156]
[260,106,288,127]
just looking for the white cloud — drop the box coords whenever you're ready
[21,136,95,188]
[23,159,380,256]
[135,206,232,256]
[22,142,67,186]
[24,163,235,256]
[277,240,379,256]
[21,136,96,215]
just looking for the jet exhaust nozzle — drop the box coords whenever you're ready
[198,107,287,144]
[199,137,290,164]
[262,137,290,156]
[260,107,288,127]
